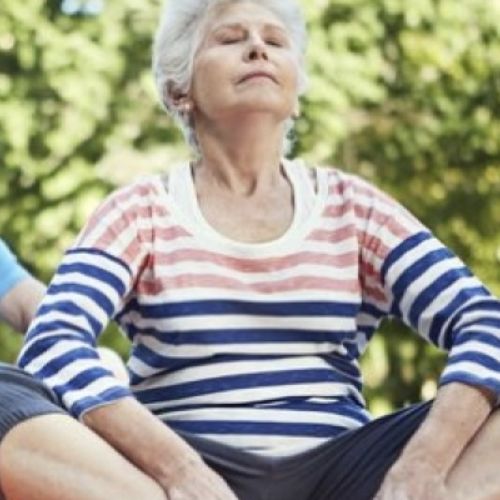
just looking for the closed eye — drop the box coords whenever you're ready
[266,39,284,47]
[220,37,242,45]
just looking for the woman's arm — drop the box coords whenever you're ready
[0,275,45,333]
[375,382,495,499]
[83,396,238,500]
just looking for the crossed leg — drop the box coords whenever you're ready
[2,405,500,500]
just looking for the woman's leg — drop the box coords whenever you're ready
[0,363,165,500]
[0,413,167,500]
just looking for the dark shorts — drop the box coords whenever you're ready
[181,400,432,500]
[0,363,65,443]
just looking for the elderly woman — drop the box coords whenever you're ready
[4,1,500,499]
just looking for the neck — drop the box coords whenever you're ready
[194,115,286,195]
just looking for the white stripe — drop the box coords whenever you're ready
[443,361,500,381]
[40,290,109,327]
[63,251,131,281]
[28,309,95,336]
[158,233,360,257]
[121,313,355,336]
[151,261,359,283]
[449,340,500,359]
[165,407,363,426]
[136,335,350,360]
[24,341,98,377]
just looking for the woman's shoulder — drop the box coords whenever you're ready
[111,161,190,198]
[100,168,179,214]
[290,157,383,197]
[109,174,166,199]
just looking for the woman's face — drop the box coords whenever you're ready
[190,1,300,124]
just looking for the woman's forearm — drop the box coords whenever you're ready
[398,382,495,472]
[82,396,203,486]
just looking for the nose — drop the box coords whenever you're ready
[244,35,268,61]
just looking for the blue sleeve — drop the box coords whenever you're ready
[0,239,30,301]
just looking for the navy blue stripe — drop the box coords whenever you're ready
[440,373,500,394]
[49,283,117,319]
[381,232,432,283]
[25,318,97,347]
[150,397,369,421]
[66,247,131,278]
[123,299,359,319]
[70,385,131,418]
[449,350,500,369]
[452,327,500,350]
[168,420,352,437]
[320,354,360,379]
[135,368,345,403]
[60,262,127,298]
[427,287,491,347]
[439,300,500,345]
[34,350,104,380]
[383,233,483,345]
[407,265,472,330]
[129,351,330,382]
[391,249,458,318]
[128,350,356,385]
[36,297,105,336]
[383,232,434,317]
[359,301,387,319]
[127,328,354,346]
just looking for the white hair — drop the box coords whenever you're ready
[152,0,309,157]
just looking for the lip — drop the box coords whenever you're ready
[238,70,278,84]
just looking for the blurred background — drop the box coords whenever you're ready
[1,0,499,414]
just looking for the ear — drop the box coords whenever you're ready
[292,101,300,119]
[170,90,188,105]
[166,85,192,112]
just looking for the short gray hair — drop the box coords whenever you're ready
[152,0,308,157]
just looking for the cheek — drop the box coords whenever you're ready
[191,70,213,103]
[282,57,301,93]
[192,77,222,107]
[191,58,227,102]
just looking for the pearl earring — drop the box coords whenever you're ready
[179,101,192,114]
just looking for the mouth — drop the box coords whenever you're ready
[238,71,277,84]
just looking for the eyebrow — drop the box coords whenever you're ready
[212,22,288,37]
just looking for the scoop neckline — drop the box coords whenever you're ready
[164,158,327,254]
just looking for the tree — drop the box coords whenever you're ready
[0,0,182,357]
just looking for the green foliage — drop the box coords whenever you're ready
[300,0,500,290]
[1,0,499,410]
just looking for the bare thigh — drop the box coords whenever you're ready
[0,414,167,500]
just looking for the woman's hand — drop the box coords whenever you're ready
[374,456,449,500]
[83,398,239,500]
[161,452,239,500]
[375,383,495,500]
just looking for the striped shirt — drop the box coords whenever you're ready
[18,159,500,457]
